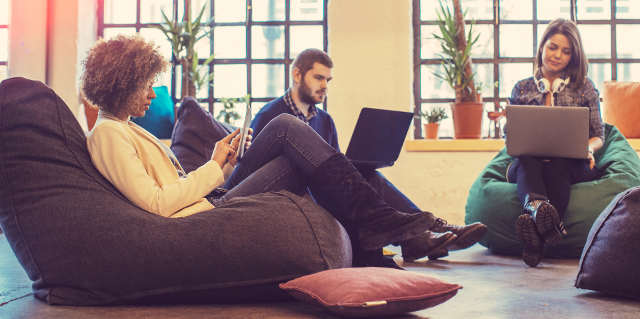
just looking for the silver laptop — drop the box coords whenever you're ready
[505,105,589,159]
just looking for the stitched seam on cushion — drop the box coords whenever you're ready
[275,191,331,270]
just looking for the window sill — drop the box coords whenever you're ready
[405,139,640,152]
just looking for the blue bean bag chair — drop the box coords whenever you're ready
[465,124,640,257]
[0,77,352,305]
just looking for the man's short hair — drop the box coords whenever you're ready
[292,48,333,78]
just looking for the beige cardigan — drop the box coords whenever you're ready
[87,114,227,218]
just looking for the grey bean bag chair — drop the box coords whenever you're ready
[0,77,352,306]
[575,186,640,299]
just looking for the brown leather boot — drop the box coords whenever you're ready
[400,231,457,262]
[524,199,566,245]
[430,218,488,250]
[515,213,544,267]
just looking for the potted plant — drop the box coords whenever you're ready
[433,0,483,139]
[154,2,213,98]
[421,106,448,139]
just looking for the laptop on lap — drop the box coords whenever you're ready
[345,107,413,169]
[505,105,589,159]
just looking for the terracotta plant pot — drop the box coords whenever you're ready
[423,122,440,139]
[450,101,484,139]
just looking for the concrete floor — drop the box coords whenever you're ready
[1,234,639,319]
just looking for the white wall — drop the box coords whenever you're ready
[8,0,96,118]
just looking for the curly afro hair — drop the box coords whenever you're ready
[81,34,168,115]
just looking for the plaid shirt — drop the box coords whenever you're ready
[283,89,318,123]
[509,76,605,141]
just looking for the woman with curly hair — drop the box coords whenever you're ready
[82,34,470,265]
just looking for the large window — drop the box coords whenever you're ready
[0,0,8,81]
[99,0,327,127]
[414,0,640,139]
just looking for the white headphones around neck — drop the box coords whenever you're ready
[534,69,570,95]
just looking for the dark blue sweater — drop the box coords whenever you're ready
[250,96,341,152]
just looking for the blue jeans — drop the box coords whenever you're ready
[219,114,336,202]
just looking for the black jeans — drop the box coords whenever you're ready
[507,156,602,216]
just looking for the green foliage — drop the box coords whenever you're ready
[216,95,251,124]
[432,0,480,102]
[153,3,214,95]
[421,106,449,123]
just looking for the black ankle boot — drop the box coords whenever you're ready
[430,218,488,250]
[523,194,567,245]
[310,154,436,251]
[401,231,457,262]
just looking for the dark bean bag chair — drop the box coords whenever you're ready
[465,124,640,257]
[0,77,352,306]
[575,186,640,299]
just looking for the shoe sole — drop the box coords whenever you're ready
[447,223,488,251]
[515,214,543,267]
[535,203,563,245]
[402,234,457,262]
[360,214,436,251]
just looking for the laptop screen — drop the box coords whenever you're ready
[345,108,413,169]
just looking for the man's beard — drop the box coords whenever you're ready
[299,78,323,105]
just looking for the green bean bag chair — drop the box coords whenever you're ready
[465,124,640,258]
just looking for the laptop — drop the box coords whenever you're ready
[345,107,413,169]
[505,105,589,159]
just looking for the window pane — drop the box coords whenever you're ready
[188,0,211,21]
[499,63,533,98]
[617,0,640,19]
[104,0,136,24]
[587,63,611,94]
[537,24,548,50]
[290,25,323,58]
[472,24,493,58]
[578,25,610,59]
[421,64,454,99]
[617,24,640,58]
[0,0,8,24]
[213,0,246,23]
[465,0,493,20]
[214,100,247,127]
[291,0,323,21]
[214,26,246,59]
[500,25,533,57]
[252,25,285,59]
[537,0,571,20]
[0,65,7,81]
[0,28,6,61]
[103,28,137,41]
[194,35,212,61]
[617,63,640,82]
[421,25,442,59]
[420,0,439,21]
[500,0,532,20]
[155,68,173,93]
[252,64,284,98]
[141,0,173,23]
[577,0,611,20]
[214,64,247,98]
[253,0,285,21]
[422,103,453,138]
[473,63,494,98]
[139,28,173,61]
